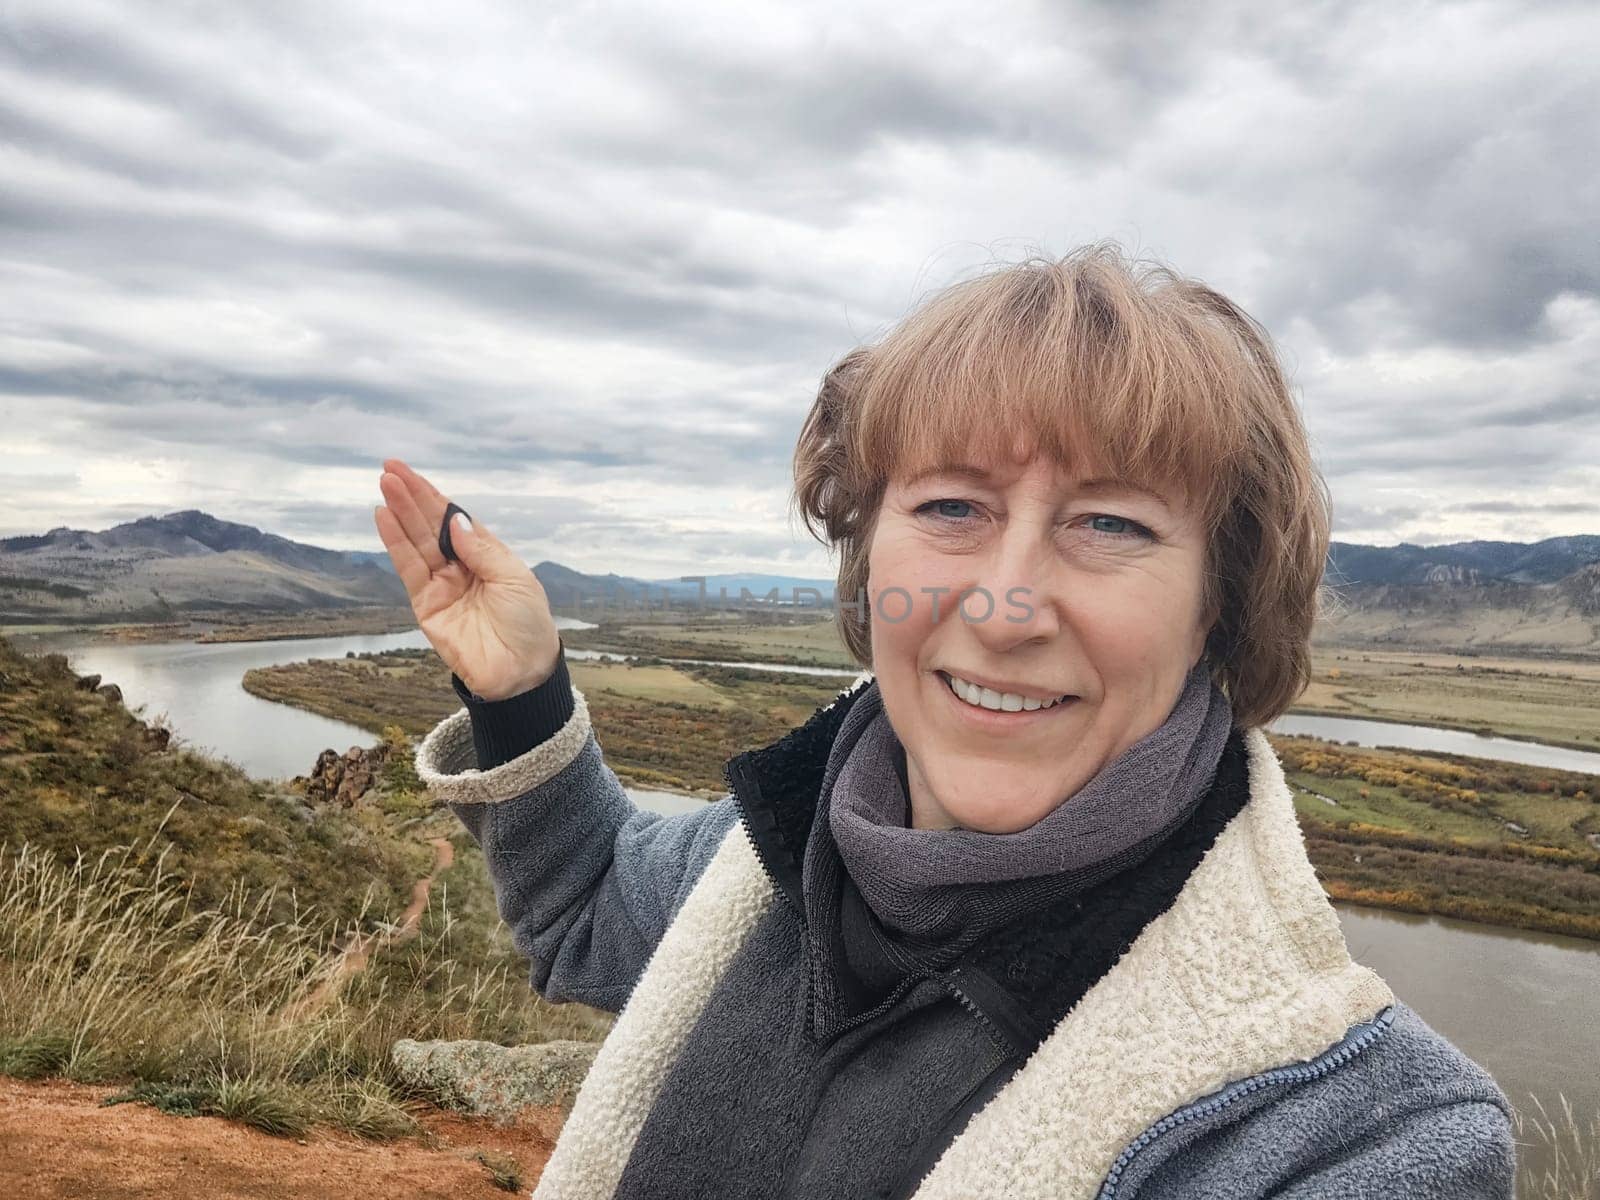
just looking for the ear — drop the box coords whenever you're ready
[1192,586,1222,666]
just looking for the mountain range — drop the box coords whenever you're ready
[3,511,1598,654]
[0,510,409,620]
[1327,537,1600,586]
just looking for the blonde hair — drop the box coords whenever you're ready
[791,242,1329,728]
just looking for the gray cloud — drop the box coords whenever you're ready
[1,0,1597,571]
[1448,500,1598,516]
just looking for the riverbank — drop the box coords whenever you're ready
[0,634,611,1157]
[17,613,1600,756]
[559,615,854,669]
[384,616,1600,754]
[237,642,1600,943]
[1298,647,1600,753]
[242,647,845,794]
[0,605,422,646]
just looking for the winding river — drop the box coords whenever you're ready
[9,625,1598,1147]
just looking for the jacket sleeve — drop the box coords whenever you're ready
[414,646,740,1013]
[1271,1097,1517,1199]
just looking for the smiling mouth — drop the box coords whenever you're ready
[937,670,1076,713]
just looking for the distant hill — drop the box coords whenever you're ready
[1327,536,1600,586]
[1319,561,1600,655]
[1320,538,1600,655]
[643,573,836,603]
[532,560,659,609]
[0,510,408,622]
[533,565,835,611]
[341,548,397,572]
[5,511,1598,654]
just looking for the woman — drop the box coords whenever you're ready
[375,244,1517,1199]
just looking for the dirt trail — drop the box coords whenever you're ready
[0,837,565,1198]
[0,1076,559,1199]
[281,837,455,1021]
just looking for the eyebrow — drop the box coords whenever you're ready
[904,463,1172,506]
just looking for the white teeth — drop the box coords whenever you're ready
[942,672,1070,712]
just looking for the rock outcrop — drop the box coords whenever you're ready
[391,1038,599,1122]
[296,742,395,807]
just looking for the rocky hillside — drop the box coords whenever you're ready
[1321,559,1600,655]
[0,633,607,1172]
[0,632,424,924]
[0,510,407,623]
[1327,535,1600,586]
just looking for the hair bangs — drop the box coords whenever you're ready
[849,260,1250,529]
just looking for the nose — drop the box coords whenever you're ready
[962,520,1064,653]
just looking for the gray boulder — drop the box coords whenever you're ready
[391,1037,598,1121]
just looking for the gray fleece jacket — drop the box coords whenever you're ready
[417,665,1518,1199]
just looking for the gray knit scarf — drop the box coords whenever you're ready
[801,660,1234,1039]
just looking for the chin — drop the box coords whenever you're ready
[943,789,1061,835]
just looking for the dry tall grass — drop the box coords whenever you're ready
[0,831,607,1138]
[1513,1093,1600,1200]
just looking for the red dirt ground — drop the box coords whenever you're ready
[0,1076,561,1198]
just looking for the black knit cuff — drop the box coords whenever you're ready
[451,638,575,770]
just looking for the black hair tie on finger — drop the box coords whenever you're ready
[439,502,472,564]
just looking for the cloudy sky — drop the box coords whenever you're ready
[2,0,1596,579]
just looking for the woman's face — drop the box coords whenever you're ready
[866,444,1215,833]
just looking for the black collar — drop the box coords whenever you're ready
[722,676,877,913]
[723,680,1253,1053]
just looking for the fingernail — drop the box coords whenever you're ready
[453,512,473,534]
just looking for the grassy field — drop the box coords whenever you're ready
[194,606,418,643]
[1301,647,1600,751]
[560,613,858,669]
[573,617,1600,751]
[1279,737,1600,939]
[0,634,608,1144]
[234,628,1600,942]
[0,640,427,924]
[243,648,847,794]
[1,606,419,646]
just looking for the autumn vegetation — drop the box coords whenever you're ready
[0,634,607,1144]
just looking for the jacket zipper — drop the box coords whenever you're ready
[946,981,1009,1050]
[726,754,871,1044]
[727,757,1035,1058]
[726,754,806,915]
[1095,1004,1398,1199]
[942,965,1040,1056]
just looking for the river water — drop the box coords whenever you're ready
[1336,905,1599,1123]
[13,627,444,783]
[9,626,1598,1144]
[1271,711,1600,775]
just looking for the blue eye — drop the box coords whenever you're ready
[1087,514,1150,537]
[917,499,975,522]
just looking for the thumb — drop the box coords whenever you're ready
[446,510,514,579]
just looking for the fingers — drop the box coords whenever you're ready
[373,503,432,599]
[379,470,448,575]
[441,507,524,584]
[383,458,449,526]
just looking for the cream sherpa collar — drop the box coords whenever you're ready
[531,721,1395,1200]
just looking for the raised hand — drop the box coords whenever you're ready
[374,458,562,701]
